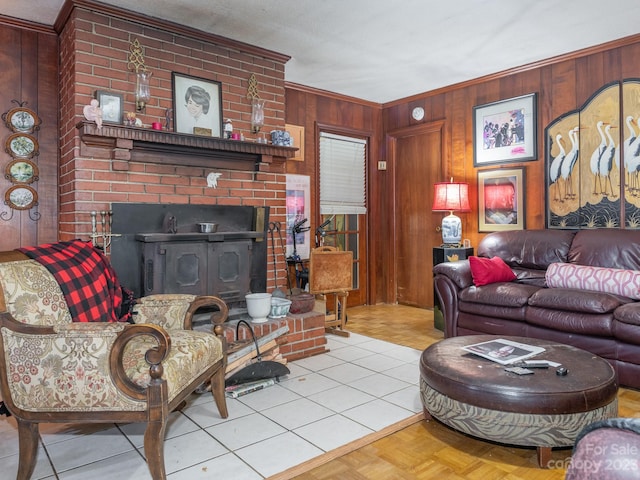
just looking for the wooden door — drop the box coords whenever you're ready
[390,122,444,308]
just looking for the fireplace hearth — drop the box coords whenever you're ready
[110,203,269,313]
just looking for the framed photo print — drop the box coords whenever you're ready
[172,72,222,137]
[473,93,537,166]
[95,90,124,124]
[478,167,525,232]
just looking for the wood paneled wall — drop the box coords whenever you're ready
[287,35,640,305]
[383,36,640,253]
[284,86,385,304]
[0,21,58,250]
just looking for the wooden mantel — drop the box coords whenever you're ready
[77,121,298,172]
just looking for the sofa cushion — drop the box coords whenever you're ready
[546,262,640,300]
[512,267,547,287]
[614,303,640,345]
[459,283,541,308]
[529,287,630,313]
[568,229,640,270]
[526,306,615,337]
[477,229,576,270]
[469,256,516,286]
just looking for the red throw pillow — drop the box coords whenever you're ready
[469,256,516,286]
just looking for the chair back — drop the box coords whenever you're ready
[0,256,72,326]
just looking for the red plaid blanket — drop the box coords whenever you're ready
[18,240,134,323]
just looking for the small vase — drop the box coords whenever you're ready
[245,293,272,323]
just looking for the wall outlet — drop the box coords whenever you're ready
[378,161,387,170]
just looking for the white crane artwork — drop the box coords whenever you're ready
[549,133,566,202]
[560,126,580,200]
[590,121,608,195]
[601,124,618,198]
[626,116,640,195]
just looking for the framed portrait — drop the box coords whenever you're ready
[172,72,222,137]
[473,93,538,166]
[95,90,124,124]
[478,167,525,232]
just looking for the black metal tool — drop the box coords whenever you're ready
[268,221,286,297]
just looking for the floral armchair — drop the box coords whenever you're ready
[0,250,229,480]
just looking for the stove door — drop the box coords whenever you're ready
[162,242,209,295]
[209,240,252,305]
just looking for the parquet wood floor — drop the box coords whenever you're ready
[293,304,640,480]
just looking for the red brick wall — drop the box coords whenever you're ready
[58,5,288,291]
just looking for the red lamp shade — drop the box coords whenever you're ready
[432,182,471,212]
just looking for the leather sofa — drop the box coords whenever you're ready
[433,229,640,389]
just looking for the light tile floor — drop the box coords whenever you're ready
[0,333,422,479]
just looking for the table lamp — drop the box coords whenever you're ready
[432,179,471,246]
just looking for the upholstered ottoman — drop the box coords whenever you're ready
[420,335,618,467]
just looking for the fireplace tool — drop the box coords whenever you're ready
[268,221,288,298]
[90,210,120,256]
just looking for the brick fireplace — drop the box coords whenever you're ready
[55,3,327,360]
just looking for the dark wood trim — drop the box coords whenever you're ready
[77,121,296,172]
[56,0,291,64]
[286,82,382,109]
[0,15,57,35]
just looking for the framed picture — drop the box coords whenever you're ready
[478,167,525,232]
[172,72,222,137]
[285,124,305,161]
[473,93,537,166]
[95,90,124,124]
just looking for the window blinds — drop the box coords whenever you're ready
[319,132,367,214]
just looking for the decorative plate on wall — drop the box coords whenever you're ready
[5,133,38,158]
[5,159,39,184]
[5,185,37,210]
[2,106,41,134]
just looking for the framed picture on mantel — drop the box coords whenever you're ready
[172,72,222,137]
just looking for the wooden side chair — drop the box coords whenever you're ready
[0,248,229,480]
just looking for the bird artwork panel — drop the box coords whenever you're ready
[622,79,640,229]
[545,81,640,230]
[577,82,620,228]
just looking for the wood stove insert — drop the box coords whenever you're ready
[110,203,269,311]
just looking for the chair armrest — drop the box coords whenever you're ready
[110,323,171,401]
[132,294,228,331]
[0,315,157,413]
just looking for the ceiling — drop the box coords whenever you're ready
[2,0,640,103]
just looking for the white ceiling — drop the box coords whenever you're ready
[2,0,640,103]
